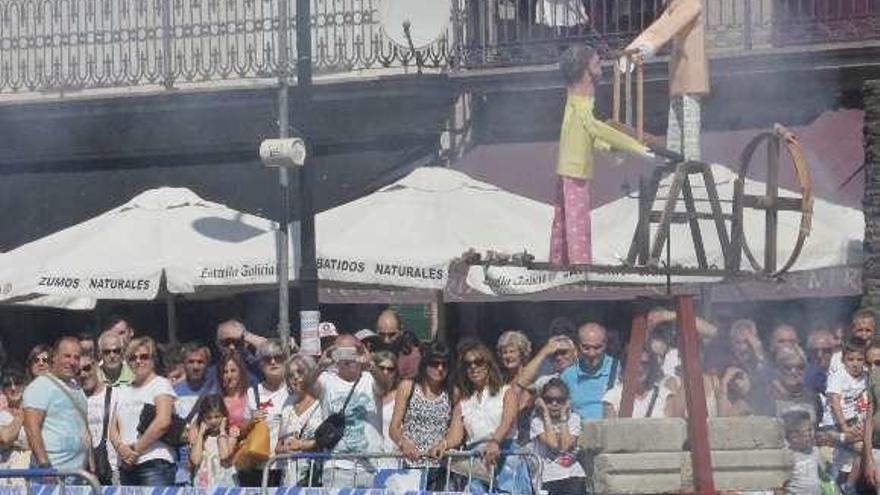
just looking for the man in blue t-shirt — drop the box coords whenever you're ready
[173,342,218,486]
[560,322,620,420]
[23,336,90,472]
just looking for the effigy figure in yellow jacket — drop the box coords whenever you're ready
[551,44,654,266]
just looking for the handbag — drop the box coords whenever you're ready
[94,387,114,485]
[233,384,271,472]
[313,374,362,451]
[137,403,188,448]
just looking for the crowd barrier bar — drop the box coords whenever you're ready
[0,468,101,495]
[260,450,542,495]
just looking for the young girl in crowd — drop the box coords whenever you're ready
[532,378,585,495]
[189,394,238,488]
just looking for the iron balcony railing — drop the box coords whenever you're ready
[0,0,878,94]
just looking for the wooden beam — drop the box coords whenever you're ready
[676,295,716,494]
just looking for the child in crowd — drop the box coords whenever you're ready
[782,409,823,495]
[531,378,586,495]
[826,338,869,493]
[188,394,239,488]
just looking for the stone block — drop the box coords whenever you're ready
[579,418,687,453]
[707,416,785,450]
[594,449,794,494]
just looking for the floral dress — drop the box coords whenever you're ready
[193,435,236,488]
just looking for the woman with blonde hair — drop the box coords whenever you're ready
[277,354,322,486]
[109,336,177,485]
[497,330,534,443]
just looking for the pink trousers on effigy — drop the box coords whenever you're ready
[550,175,592,266]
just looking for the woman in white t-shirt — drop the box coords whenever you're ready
[276,355,322,487]
[603,348,676,419]
[372,350,401,458]
[531,378,585,495]
[109,336,178,486]
[240,340,290,487]
[441,341,517,489]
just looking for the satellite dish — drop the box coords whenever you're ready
[379,0,451,49]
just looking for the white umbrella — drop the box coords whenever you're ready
[315,167,554,290]
[0,187,290,308]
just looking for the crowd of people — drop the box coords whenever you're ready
[0,307,877,494]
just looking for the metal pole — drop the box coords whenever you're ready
[296,0,320,354]
[277,0,292,354]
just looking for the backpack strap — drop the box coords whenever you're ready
[645,386,661,417]
[99,386,113,445]
[606,357,619,391]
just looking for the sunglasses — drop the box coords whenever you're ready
[127,353,152,363]
[261,354,283,364]
[31,355,50,365]
[810,347,833,355]
[79,364,94,374]
[428,360,448,369]
[377,365,397,373]
[543,395,567,405]
[464,358,487,369]
[101,347,122,356]
[219,338,242,348]
[783,364,806,372]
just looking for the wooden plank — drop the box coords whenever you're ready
[649,164,686,263]
[619,306,648,418]
[742,195,802,211]
[701,166,732,262]
[765,136,781,272]
[681,176,709,269]
[613,60,621,123]
[647,211,734,223]
[729,178,745,271]
[676,295,716,494]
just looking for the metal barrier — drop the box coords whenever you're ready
[0,468,102,495]
[260,450,542,495]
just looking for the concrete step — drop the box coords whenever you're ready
[593,449,794,494]
[580,416,785,453]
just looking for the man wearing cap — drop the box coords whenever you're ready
[319,321,339,353]
[355,329,381,353]
[316,334,383,488]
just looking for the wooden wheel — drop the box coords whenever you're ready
[733,124,813,277]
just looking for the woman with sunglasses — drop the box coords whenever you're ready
[238,340,289,487]
[372,350,401,458]
[390,342,454,489]
[761,345,818,421]
[0,369,30,485]
[277,354,321,486]
[532,378,585,495]
[109,336,177,486]
[439,341,517,490]
[27,345,51,381]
